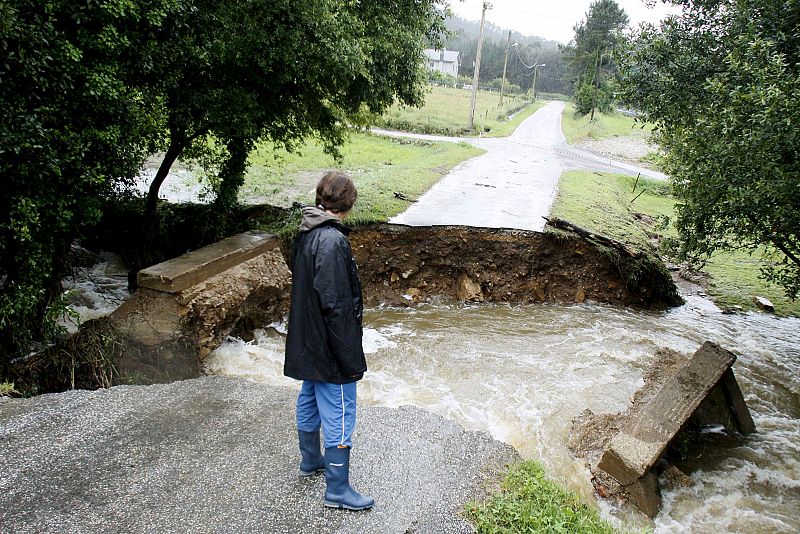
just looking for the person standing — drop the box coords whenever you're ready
[284,171,374,511]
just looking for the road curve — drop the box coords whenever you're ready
[387,101,665,232]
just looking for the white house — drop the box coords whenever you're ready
[423,49,460,77]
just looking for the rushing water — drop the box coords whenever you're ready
[206,296,800,533]
[60,252,130,333]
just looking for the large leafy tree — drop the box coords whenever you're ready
[0,0,178,361]
[563,0,628,116]
[619,0,800,298]
[0,0,446,362]
[144,0,447,223]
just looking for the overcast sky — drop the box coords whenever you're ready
[446,0,681,44]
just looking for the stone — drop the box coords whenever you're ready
[137,230,278,293]
[661,466,693,491]
[575,287,586,303]
[390,271,400,283]
[753,296,774,312]
[456,273,484,302]
[532,284,546,301]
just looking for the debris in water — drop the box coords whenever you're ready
[570,342,755,518]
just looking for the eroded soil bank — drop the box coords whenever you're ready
[350,223,682,309]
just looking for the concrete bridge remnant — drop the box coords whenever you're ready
[110,231,290,383]
[569,341,755,518]
[107,220,682,383]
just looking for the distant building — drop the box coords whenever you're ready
[423,49,460,77]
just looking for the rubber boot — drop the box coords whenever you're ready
[298,430,325,477]
[323,446,374,510]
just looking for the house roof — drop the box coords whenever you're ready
[423,49,460,63]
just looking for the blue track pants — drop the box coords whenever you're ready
[296,380,357,449]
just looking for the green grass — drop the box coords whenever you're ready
[239,131,483,224]
[1,381,19,397]
[550,170,800,316]
[376,85,543,137]
[550,170,673,250]
[561,104,652,144]
[465,461,622,534]
[702,250,798,315]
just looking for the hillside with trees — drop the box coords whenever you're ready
[442,16,571,96]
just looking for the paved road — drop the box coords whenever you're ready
[387,101,665,231]
[0,377,518,534]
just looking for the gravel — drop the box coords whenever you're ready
[575,136,659,167]
[0,377,519,533]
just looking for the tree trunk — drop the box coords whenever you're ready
[543,216,637,257]
[145,139,183,222]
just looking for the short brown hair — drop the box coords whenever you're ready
[315,171,357,213]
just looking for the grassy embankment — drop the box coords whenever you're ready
[561,103,652,144]
[376,84,545,137]
[561,103,663,169]
[236,131,482,227]
[553,106,799,315]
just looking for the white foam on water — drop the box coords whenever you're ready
[361,327,401,354]
[205,329,298,389]
[60,252,130,332]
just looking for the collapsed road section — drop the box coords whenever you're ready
[350,222,682,309]
[570,341,755,518]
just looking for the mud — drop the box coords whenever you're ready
[350,223,682,309]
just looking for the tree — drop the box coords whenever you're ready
[0,0,447,362]
[563,0,628,117]
[619,0,800,298]
[143,0,447,226]
[0,0,179,362]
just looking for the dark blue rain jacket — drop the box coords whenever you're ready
[284,212,366,384]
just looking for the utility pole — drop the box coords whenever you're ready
[499,30,512,106]
[532,63,545,101]
[468,1,490,131]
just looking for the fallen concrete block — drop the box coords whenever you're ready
[574,342,755,518]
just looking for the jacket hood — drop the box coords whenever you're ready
[299,206,341,232]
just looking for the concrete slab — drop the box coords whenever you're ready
[599,342,736,485]
[138,230,279,293]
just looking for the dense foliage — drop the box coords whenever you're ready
[619,0,800,298]
[0,0,172,361]
[563,0,628,116]
[0,0,446,363]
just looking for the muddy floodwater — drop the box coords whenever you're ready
[207,296,800,533]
